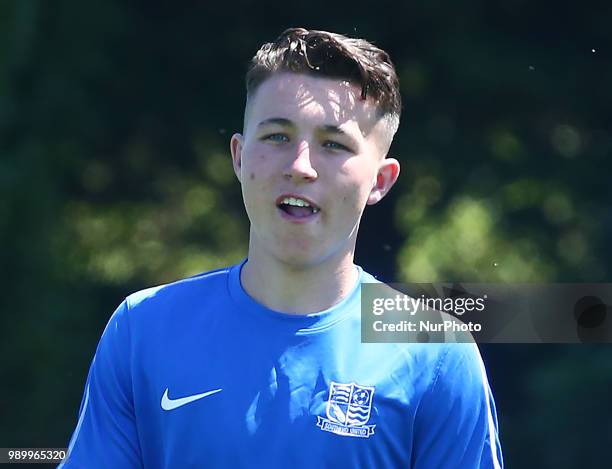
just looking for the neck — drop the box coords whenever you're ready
[241,239,359,315]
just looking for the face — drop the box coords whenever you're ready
[230,72,400,268]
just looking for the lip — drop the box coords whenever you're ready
[275,193,321,224]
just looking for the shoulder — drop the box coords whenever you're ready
[124,264,233,314]
[97,264,240,355]
[425,343,488,394]
[390,342,484,395]
[358,271,486,389]
[99,264,238,342]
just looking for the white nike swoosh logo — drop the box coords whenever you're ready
[160,387,223,411]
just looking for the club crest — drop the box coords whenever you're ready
[316,381,376,438]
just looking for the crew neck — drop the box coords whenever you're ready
[227,259,364,334]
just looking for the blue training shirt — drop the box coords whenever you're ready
[60,261,503,468]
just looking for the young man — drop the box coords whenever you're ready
[60,28,503,468]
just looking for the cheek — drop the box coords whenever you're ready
[334,164,377,208]
[242,148,276,179]
[331,184,367,220]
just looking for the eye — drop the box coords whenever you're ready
[323,140,350,151]
[262,133,289,143]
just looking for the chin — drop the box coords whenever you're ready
[272,247,330,269]
[276,252,321,268]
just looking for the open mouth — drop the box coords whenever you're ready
[276,196,320,220]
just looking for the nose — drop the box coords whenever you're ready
[283,140,318,181]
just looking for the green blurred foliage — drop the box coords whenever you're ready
[1,0,611,466]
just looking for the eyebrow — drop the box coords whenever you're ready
[319,125,360,149]
[257,118,294,128]
[257,119,350,136]
[320,124,349,137]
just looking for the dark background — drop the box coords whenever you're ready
[1,0,611,467]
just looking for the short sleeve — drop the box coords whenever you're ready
[59,301,142,468]
[412,343,503,469]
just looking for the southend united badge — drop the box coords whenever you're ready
[316,381,376,438]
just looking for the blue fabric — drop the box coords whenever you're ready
[60,261,503,468]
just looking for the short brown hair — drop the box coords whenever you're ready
[245,28,401,132]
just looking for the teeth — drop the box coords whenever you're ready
[280,197,320,213]
[282,197,310,207]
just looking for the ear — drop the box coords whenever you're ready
[367,157,400,205]
[230,133,244,182]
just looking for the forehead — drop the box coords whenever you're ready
[246,73,381,135]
